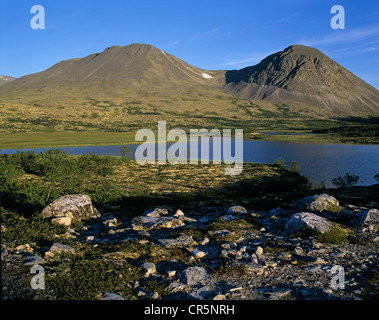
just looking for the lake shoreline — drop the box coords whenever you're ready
[1,130,379,150]
[2,138,379,187]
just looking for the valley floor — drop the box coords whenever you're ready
[1,130,378,150]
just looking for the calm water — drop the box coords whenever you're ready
[2,141,379,187]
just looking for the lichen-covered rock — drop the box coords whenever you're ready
[182,266,207,286]
[353,209,379,226]
[284,212,332,234]
[131,215,185,230]
[41,194,99,222]
[45,242,76,259]
[131,208,192,230]
[142,262,156,275]
[159,235,195,249]
[99,292,124,300]
[293,194,339,213]
[143,208,169,217]
[227,206,248,215]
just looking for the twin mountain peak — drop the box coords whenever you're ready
[1,43,378,114]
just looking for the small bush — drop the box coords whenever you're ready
[120,145,130,162]
[1,208,67,246]
[274,157,286,169]
[47,258,142,300]
[0,150,123,207]
[290,225,348,244]
[316,226,349,244]
[273,157,301,173]
[289,161,301,174]
[332,173,360,188]
[143,279,171,296]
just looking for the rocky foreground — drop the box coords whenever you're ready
[1,193,378,300]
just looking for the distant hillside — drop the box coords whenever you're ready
[0,75,16,86]
[0,44,224,102]
[224,45,379,114]
[0,43,378,133]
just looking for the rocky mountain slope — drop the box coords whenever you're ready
[224,45,379,113]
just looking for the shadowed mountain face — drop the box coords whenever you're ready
[0,43,378,116]
[224,45,379,113]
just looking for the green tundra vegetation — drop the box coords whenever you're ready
[1,150,379,300]
[0,149,311,212]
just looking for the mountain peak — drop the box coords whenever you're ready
[285,44,322,54]
[0,43,377,115]
[224,44,379,112]
[102,43,160,54]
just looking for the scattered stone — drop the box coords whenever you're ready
[220,250,229,258]
[159,235,195,249]
[208,230,232,237]
[137,289,147,297]
[182,266,207,286]
[313,257,326,265]
[41,194,100,223]
[15,244,33,253]
[199,238,209,245]
[131,210,186,231]
[191,250,206,259]
[268,289,292,300]
[144,208,169,217]
[278,252,292,259]
[45,242,75,258]
[293,194,339,213]
[227,206,248,215]
[354,209,379,226]
[152,291,160,299]
[100,292,124,300]
[3,191,378,301]
[190,285,213,299]
[284,212,332,234]
[103,218,117,228]
[23,254,46,266]
[174,209,185,217]
[244,262,265,275]
[221,215,237,221]
[255,246,264,256]
[167,270,177,278]
[142,262,156,276]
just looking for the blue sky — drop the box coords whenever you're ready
[1,0,378,88]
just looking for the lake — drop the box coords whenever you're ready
[2,140,379,187]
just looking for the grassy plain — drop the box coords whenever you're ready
[0,131,136,149]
